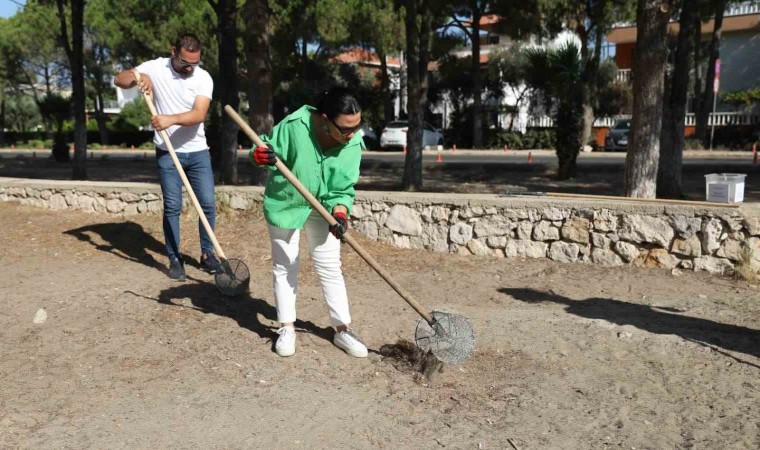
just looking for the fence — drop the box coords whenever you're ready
[527,112,760,128]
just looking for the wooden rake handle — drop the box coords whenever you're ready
[135,72,227,260]
[224,105,435,325]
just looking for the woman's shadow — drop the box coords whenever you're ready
[128,281,335,347]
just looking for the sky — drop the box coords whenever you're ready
[0,0,25,19]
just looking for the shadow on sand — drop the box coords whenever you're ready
[500,287,760,367]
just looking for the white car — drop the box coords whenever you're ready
[380,121,444,150]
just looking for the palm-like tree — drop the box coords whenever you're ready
[525,41,586,180]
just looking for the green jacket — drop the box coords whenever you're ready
[257,105,364,229]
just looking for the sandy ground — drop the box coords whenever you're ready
[0,202,758,449]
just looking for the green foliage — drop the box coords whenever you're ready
[4,94,42,132]
[524,40,586,178]
[112,97,151,131]
[487,129,556,150]
[38,93,72,132]
[721,88,760,106]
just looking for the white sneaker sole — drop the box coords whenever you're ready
[276,347,295,357]
[335,343,368,358]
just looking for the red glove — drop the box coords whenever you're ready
[251,143,276,166]
[329,211,349,240]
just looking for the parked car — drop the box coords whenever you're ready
[604,119,631,151]
[359,125,378,150]
[379,121,444,150]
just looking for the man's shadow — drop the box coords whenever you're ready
[500,288,760,365]
[129,281,334,347]
[64,222,201,273]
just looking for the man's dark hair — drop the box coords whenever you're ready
[316,86,361,120]
[174,33,202,52]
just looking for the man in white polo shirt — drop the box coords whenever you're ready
[114,33,222,281]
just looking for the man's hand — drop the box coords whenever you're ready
[133,71,152,95]
[251,143,277,166]
[151,114,175,131]
[329,211,349,240]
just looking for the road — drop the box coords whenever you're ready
[1,148,757,168]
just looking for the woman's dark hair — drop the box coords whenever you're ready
[316,86,361,120]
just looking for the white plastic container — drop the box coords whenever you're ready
[705,173,746,203]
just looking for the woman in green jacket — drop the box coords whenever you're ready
[251,86,367,358]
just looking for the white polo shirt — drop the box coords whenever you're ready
[136,57,213,153]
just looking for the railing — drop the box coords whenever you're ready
[726,1,760,16]
[615,69,631,83]
[527,112,759,128]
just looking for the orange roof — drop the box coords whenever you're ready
[332,48,401,67]
[607,13,759,43]
[463,14,502,30]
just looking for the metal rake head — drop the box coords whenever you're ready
[414,311,475,364]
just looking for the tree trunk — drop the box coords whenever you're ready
[577,19,594,150]
[471,3,483,148]
[624,0,672,198]
[243,0,272,186]
[215,0,240,185]
[93,92,109,146]
[402,0,431,191]
[658,0,697,199]
[378,48,394,124]
[0,95,5,147]
[692,13,702,116]
[399,51,407,118]
[695,0,725,145]
[56,0,87,179]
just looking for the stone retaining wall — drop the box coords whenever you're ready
[2,177,759,277]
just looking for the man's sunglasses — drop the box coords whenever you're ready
[330,118,363,137]
[175,55,200,69]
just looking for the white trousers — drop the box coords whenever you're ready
[268,209,351,327]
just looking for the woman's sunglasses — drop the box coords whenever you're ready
[330,118,363,137]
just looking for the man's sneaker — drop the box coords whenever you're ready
[201,252,224,274]
[168,258,186,282]
[333,329,368,358]
[275,326,296,357]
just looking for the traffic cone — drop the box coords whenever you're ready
[238,145,242,151]
[527,152,533,163]
[504,144,508,154]
[453,144,457,152]
[754,151,759,165]
[11,144,15,150]
[131,145,135,150]
[403,145,407,154]
[143,151,147,160]
[436,149,443,163]
[753,142,757,155]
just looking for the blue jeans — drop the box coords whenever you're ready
[156,149,216,261]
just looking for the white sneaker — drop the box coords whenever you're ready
[275,326,296,357]
[333,329,368,358]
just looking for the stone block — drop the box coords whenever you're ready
[693,256,734,275]
[533,221,560,241]
[618,215,674,247]
[548,241,580,263]
[385,205,422,236]
[449,222,473,245]
[671,236,702,257]
[473,216,516,237]
[701,217,724,255]
[669,216,701,238]
[505,240,547,258]
[592,248,624,266]
[515,221,533,240]
[614,241,639,263]
[593,209,618,232]
[561,218,591,244]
